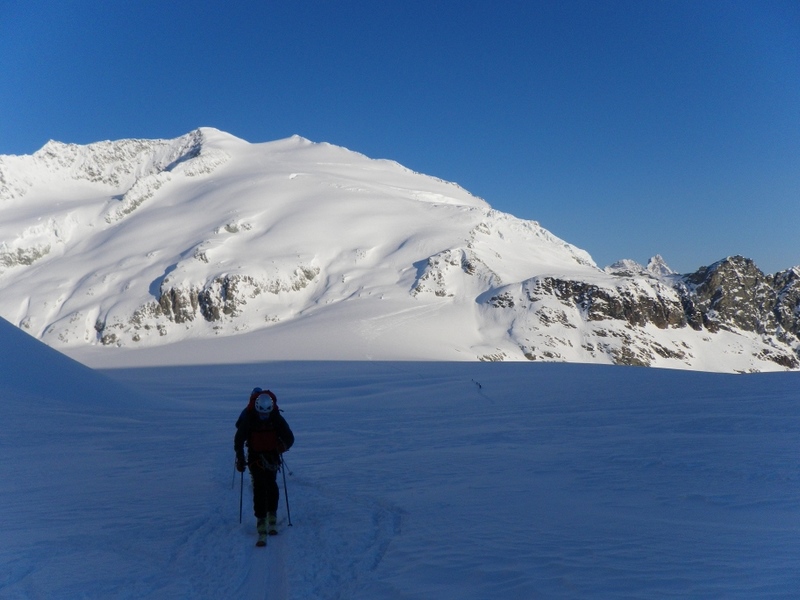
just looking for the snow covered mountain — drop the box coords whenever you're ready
[1,128,798,372]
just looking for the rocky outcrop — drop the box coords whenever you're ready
[772,267,800,341]
[93,266,320,345]
[525,277,687,329]
[684,256,774,333]
[485,255,800,369]
[156,269,318,324]
[412,248,500,297]
[0,243,51,269]
[682,256,800,343]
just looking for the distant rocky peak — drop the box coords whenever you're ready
[604,259,645,277]
[685,255,761,288]
[645,255,675,277]
[774,265,800,285]
[605,255,676,279]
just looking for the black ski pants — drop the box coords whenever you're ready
[248,457,279,519]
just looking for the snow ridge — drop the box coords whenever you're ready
[0,130,798,372]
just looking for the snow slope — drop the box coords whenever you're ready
[0,127,585,362]
[2,317,799,599]
[4,128,796,373]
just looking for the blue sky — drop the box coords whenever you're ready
[1,0,798,273]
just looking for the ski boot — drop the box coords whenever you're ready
[256,517,268,546]
[268,512,278,536]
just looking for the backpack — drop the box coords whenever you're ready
[248,417,281,454]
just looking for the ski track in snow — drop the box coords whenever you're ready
[96,363,407,600]
[3,347,800,598]
[356,301,445,341]
[101,361,800,599]
[232,464,403,599]
[241,528,288,600]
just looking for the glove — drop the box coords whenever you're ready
[236,455,246,472]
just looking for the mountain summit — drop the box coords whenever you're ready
[1,129,798,372]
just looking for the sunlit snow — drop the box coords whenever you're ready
[2,128,794,373]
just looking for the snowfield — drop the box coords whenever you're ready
[3,128,797,373]
[2,316,799,599]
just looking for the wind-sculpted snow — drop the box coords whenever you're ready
[0,129,798,372]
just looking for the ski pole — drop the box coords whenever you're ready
[281,456,292,526]
[239,470,244,524]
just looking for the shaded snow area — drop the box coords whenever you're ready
[2,318,799,598]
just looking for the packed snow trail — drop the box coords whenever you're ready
[240,525,289,600]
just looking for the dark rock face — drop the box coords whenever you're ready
[772,268,800,341]
[681,257,800,364]
[489,255,800,369]
[528,277,687,329]
[685,256,776,333]
[93,268,321,345]
[669,257,799,366]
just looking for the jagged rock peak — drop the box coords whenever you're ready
[686,255,759,285]
[604,255,674,278]
[646,255,675,277]
[605,259,646,277]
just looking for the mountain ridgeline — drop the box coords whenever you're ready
[533,256,799,368]
[0,128,797,372]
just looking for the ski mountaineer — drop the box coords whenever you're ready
[234,387,294,544]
